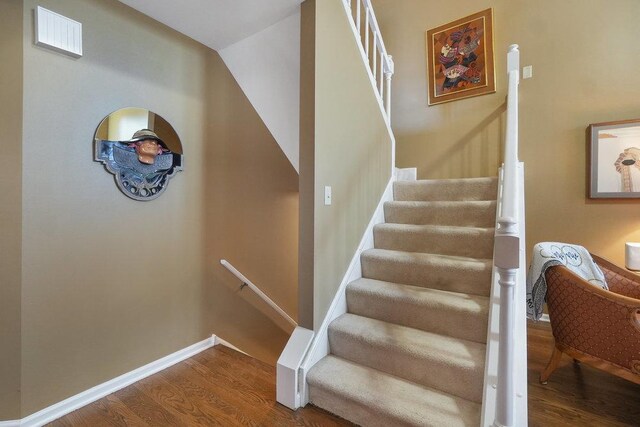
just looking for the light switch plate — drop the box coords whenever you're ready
[35,6,83,58]
[324,186,332,205]
[523,65,533,79]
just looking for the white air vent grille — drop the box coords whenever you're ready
[35,6,82,58]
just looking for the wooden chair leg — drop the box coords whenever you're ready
[540,346,563,384]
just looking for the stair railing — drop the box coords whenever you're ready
[489,44,527,427]
[342,0,394,123]
[220,259,297,329]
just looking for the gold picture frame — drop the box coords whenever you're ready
[426,9,496,106]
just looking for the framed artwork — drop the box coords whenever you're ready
[588,118,640,199]
[425,9,495,106]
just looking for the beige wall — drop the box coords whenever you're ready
[17,0,297,417]
[0,0,23,420]
[202,49,299,362]
[299,0,392,329]
[298,0,316,329]
[373,0,640,266]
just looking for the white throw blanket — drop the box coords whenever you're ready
[526,242,608,321]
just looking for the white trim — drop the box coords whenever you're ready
[6,336,216,427]
[297,176,396,407]
[396,167,417,181]
[276,326,315,409]
[213,335,251,356]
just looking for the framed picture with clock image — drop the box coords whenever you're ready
[588,118,640,199]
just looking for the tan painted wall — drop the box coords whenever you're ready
[19,0,297,416]
[299,0,392,329]
[298,0,316,329]
[202,50,299,361]
[0,0,23,420]
[373,0,640,266]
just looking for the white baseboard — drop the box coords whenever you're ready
[4,336,218,427]
[297,175,396,407]
[213,335,251,356]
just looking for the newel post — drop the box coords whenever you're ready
[493,44,520,427]
[493,229,519,427]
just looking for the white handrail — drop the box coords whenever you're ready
[493,44,522,427]
[343,0,394,121]
[220,259,297,329]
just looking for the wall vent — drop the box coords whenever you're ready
[34,6,83,58]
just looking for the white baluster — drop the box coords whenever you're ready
[379,48,384,96]
[364,9,369,59]
[372,35,377,80]
[384,56,393,121]
[356,0,361,34]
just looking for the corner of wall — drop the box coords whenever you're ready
[0,0,23,421]
[297,0,316,330]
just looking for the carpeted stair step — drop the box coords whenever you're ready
[361,249,492,297]
[384,200,496,227]
[307,355,481,427]
[373,223,495,259]
[346,278,489,343]
[394,177,498,202]
[328,313,486,403]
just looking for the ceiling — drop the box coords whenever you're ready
[119,0,303,51]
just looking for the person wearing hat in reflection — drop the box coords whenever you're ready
[126,129,169,165]
[95,127,183,201]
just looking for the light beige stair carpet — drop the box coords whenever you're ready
[307,177,497,427]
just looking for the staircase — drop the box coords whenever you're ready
[306,176,498,426]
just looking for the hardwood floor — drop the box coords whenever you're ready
[47,345,354,426]
[48,324,640,426]
[527,321,640,426]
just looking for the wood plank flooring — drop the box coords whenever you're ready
[47,345,354,426]
[48,323,640,426]
[527,321,640,426]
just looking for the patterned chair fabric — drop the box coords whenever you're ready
[543,254,640,384]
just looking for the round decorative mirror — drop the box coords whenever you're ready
[94,108,183,201]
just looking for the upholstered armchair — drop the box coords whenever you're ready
[540,254,640,385]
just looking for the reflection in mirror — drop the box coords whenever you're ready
[94,107,183,201]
